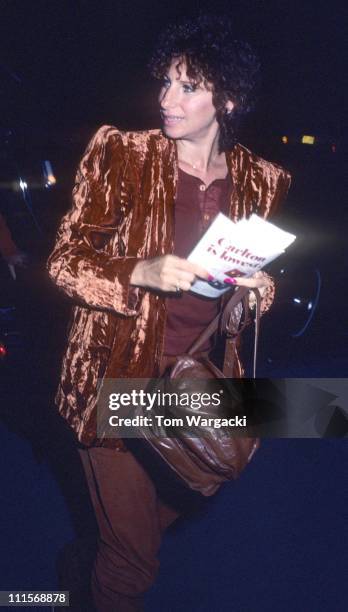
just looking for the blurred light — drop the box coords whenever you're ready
[302,135,315,145]
[45,179,56,189]
[331,144,336,153]
[292,269,321,338]
[43,160,57,187]
[293,298,301,304]
[19,179,28,191]
[280,268,285,274]
[281,136,288,144]
[0,344,7,357]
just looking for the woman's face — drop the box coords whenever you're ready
[158,58,220,142]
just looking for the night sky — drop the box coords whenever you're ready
[0,0,345,141]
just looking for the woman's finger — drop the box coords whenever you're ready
[224,275,271,289]
[173,257,210,280]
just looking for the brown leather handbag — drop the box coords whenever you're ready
[133,287,261,496]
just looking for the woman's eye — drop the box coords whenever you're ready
[183,84,196,93]
[162,77,170,88]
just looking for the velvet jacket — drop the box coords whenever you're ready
[47,125,291,446]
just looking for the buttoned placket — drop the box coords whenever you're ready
[196,178,225,234]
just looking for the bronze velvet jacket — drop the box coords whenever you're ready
[47,125,291,446]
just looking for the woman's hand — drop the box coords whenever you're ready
[225,270,272,295]
[224,270,274,311]
[130,255,210,292]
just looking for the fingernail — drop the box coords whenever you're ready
[208,274,215,281]
[224,277,237,285]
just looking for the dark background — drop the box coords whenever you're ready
[1,0,344,133]
[0,1,347,611]
[0,0,346,373]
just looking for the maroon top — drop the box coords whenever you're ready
[163,167,233,355]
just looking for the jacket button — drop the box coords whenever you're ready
[199,184,206,191]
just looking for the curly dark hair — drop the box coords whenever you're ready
[148,13,261,151]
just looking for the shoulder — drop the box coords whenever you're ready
[231,143,291,181]
[78,125,173,185]
[228,143,291,217]
[85,125,170,160]
[79,125,171,179]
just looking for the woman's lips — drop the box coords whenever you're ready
[162,115,184,125]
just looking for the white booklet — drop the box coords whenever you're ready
[188,213,296,298]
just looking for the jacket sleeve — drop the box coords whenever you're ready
[254,162,291,315]
[265,165,291,218]
[248,271,275,315]
[47,125,144,316]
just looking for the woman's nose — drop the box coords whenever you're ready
[160,86,176,109]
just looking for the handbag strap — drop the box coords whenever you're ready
[187,286,249,355]
[187,286,261,378]
[222,288,261,378]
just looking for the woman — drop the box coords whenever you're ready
[48,14,291,612]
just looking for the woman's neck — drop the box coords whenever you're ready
[176,130,223,174]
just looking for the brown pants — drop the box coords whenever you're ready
[79,446,180,612]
